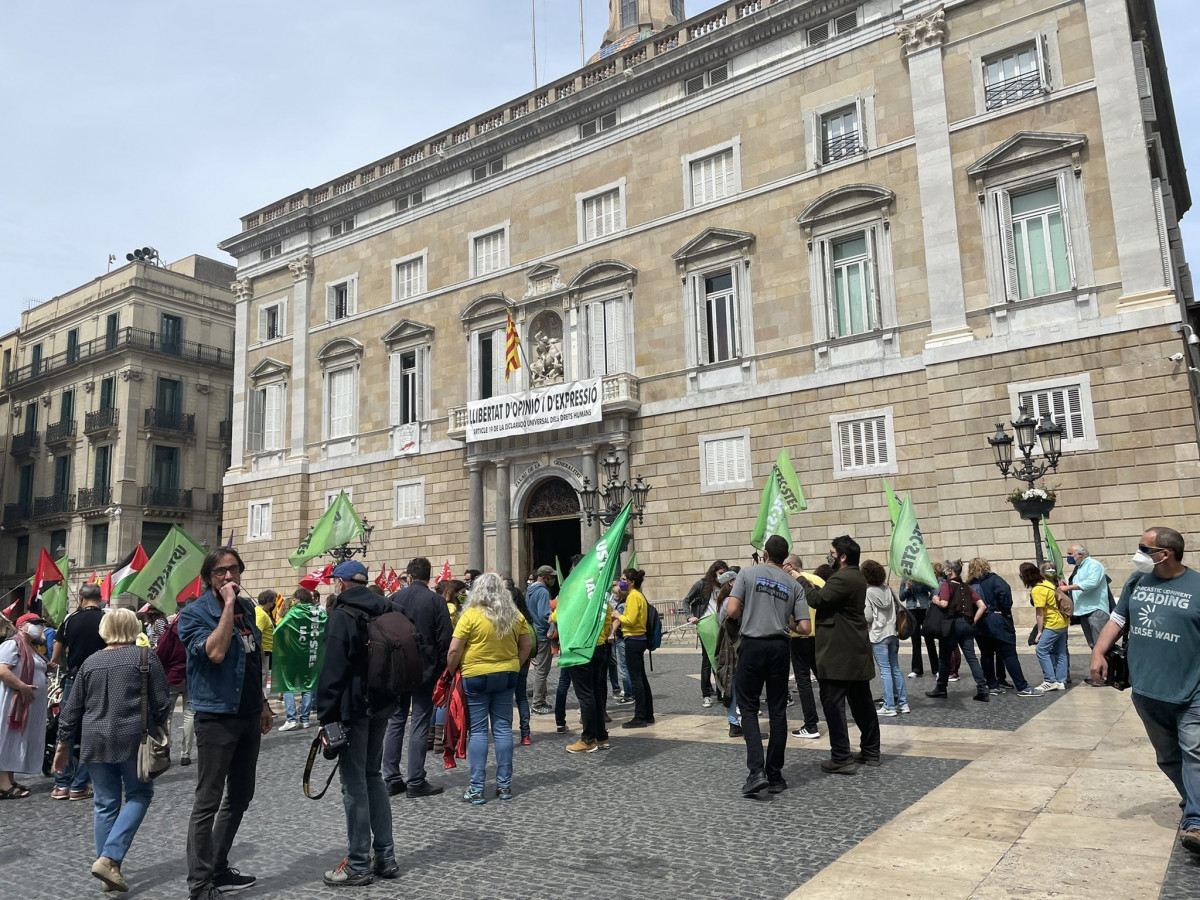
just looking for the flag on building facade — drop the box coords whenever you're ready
[126,526,206,616]
[504,310,521,380]
[555,501,633,667]
[271,601,328,693]
[887,494,939,590]
[104,545,149,602]
[750,449,807,551]
[28,550,65,623]
[289,491,365,569]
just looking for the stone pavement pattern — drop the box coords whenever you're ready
[6,648,1200,899]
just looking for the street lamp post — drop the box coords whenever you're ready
[987,405,1064,568]
[328,519,375,563]
[578,450,652,528]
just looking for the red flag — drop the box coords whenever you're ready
[374,566,388,589]
[435,560,452,585]
[2,600,18,620]
[176,575,203,605]
[29,549,65,617]
[299,563,334,591]
[385,567,401,592]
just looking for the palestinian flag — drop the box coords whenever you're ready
[104,545,149,602]
[29,549,65,621]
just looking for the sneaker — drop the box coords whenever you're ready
[998,681,1015,689]
[1181,829,1200,855]
[948,674,959,683]
[51,787,70,800]
[555,724,568,734]
[974,692,990,702]
[1016,687,1045,697]
[878,706,898,717]
[852,751,882,767]
[405,780,444,798]
[617,696,635,704]
[532,704,553,715]
[69,787,93,802]
[566,739,598,754]
[371,857,399,879]
[988,687,1006,696]
[791,726,820,739]
[278,721,298,732]
[899,703,911,714]
[323,859,373,887]
[1040,681,1063,692]
[702,696,713,708]
[462,788,486,805]
[925,689,948,698]
[213,867,257,892]
[820,758,858,775]
[742,771,769,797]
[300,721,311,729]
[386,779,406,797]
[181,755,192,766]
[621,719,650,729]
[786,694,796,707]
[907,672,920,679]
[767,777,788,794]
[596,739,611,750]
[520,734,532,746]
[497,784,514,801]
[728,724,743,737]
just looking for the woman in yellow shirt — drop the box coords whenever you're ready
[616,568,655,728]
[1020,562,1069,691]
[444,573,532,805]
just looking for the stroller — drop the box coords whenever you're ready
[42,670,63,778]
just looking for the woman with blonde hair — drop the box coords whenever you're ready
[55,607,171,892]
[443,573,532,804]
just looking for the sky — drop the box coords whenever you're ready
[2,0,1198,337]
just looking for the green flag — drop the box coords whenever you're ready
[126,525,206,616]
[696,613,719,673]
[626,551,638,572]
[555,557,565,587]
[887,494,938,589]
[883,478,903,527]
[1044,524,1064,580]
[42,557,69,628]
[556,501,633,668]
[289,491,365,569]
[750,449,807,551]
[271,602,328,693]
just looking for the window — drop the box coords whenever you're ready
[579,112,617,139]
[326,489,352,509]
[807,11,857,45]
[689,147,736,206]
[257,299,286,342]
[14,536,29,575]
[472,228,508,277]
[984,42,1047,110]
[2,348,9,374]
[89,523,109,567]
[1002,182,1074,300]
[831,409,897,479]
[24,402,37,434]
[697,270,740,364]
[329,216,355,237]
[620,0,637,28]
[700,430,751,492]
[396,189,424,212]
[151,446,179,491]
[821,105,862,163]
[472,159,505,183]
[478,332,495,399]
[105,313,119,349]
[161,314,182,355]
[53,455,71,496]
[49,530,67,557]
[394,255,426,303]
[247,383,285,453]
[31,343,42,376]
[1009,375,1098,452]
[60,389,74,424]
[99,376,115,411]
[684,63,729,96]
[587,297,628,376]
[18,464,34,508]
[248,500,273,541]
[326,277,357,320]
[260,242,282,262]
[390,349,421,426]
[393,479,425,526]
[140,522,173,556]
[826,231,880,337]
[581,188,623,241]
[94,445,112,492]
[156,377,182,414]
[66,329,79,364]
[326,367,357,440]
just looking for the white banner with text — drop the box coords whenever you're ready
[466,378,602,442]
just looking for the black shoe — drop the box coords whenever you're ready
[925,689,948,698]
[728,724,743,737]
[386,779,406,797]
[555,724,568,734]
[742,771,769,796]
[212,867,256,892]
[621,718,650,729]
[820,758,858,775]
[371,857,400,879]
[181,756,191,767]
[767,777,788,794]
[998,681,1015,689]
[974,692,990,702]
[406,780,444,798]
[531,704,553,715]
[852,752,882,768]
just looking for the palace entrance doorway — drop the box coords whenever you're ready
[523,477,582,588]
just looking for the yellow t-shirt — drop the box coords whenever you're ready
[596,604,615,646]
[454,606,529,678]
[792,572,824,638]
[616,589,647,638]
[1031,581,1069,631]
[255,605,275,652]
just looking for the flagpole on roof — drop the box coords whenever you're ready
[531,0,539,88]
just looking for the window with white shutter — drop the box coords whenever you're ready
[689,148,735,206]
[698,429,752,493]
[326,277,357,320]
[587,297,628,376]
[394,257,425,302]
[831,409,898,479]
[983,42,1047,110]
[257,299,286,343]
[694,269,740,364]
[263,383,284,450]
[326,367,357,439]
[247,500,273,541]
[473,229,507,277]
[246,388,264,453]
[1010,375,1097,452]
[582,189,623,241]
[393,479,426,526]
[389,349,421,425]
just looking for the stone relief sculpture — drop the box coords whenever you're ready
[528,311,565,386]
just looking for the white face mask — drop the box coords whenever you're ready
[1131,550,1159,575]
[23,624,44,640]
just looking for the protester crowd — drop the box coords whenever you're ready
[1,523,1198,894]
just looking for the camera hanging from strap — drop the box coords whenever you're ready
[302,733,341,800]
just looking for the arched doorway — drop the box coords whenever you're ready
[523,477,582,588]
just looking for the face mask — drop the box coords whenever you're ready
[1131,550,1159,575]
[618,580,629,591]
[1065,556,1076,566]
[23,625,44,640]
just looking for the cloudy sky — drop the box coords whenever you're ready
[2,0,1197,337]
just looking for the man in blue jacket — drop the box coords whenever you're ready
[1063,543,1111,680]
[527,565,556,714]
[177,548,272,900]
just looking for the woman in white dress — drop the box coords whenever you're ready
[0,613,50,798]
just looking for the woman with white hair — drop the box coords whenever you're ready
[443,573,532,805]
[54,607,171,892]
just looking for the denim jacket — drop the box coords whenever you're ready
[177,588,262,714]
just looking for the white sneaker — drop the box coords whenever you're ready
[948,674,960,683]
[1039,681,1062,692]
[278,721,299,732]
[300,721,311,728]
[907,672,918,679]
[791,726,820,739]
[899,703,911,714]
[878,707,898,717]
[701,697,713,709]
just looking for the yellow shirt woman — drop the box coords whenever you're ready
[616,588,648,638]
[453,606,529,678]
[1031,580,1069,630]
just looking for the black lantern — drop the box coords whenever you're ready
[988,423,1014,475]
[1035,412,1064,465]
[328,518,374,562]
[986,404,1066,569]
[579,451,652,527]
[1012,405,1038,455]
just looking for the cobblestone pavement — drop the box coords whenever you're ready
[7,649,1197,899]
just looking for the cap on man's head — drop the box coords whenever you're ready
[332,560,369,583]
[536,565,556,578]
[16,613,45,628]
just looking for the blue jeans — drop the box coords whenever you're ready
[463,671,517,792]
[1036,627,1069,683]
[554,667,573,728]
[1132,692,1200,829]
[872,636,907,710]
[89,758,154,863]
[613,638,633,697]
[283,691,312,725]
[340,709,395,874]
[515,660,531,737]
[54,676,90,791]
[727,668,740,726]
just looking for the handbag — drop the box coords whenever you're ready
[136,647,172,783]
[1105,629,1131,690]
[921,602,952,639]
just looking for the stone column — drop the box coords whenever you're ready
[192,383,211,497]
[897,6,972,348]
[468,462,484,571]
[495,461,511,577]
[1084,0,1171,304]
[228,279,251,471]
[288,256,314,458]
[580,446,600,549]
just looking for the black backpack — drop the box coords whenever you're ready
[346,607,433,696]
[949,582,977,620]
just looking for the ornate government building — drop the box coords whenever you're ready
[219,0,1198,599]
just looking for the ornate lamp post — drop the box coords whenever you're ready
[987,404,1064,567]
[578,450,652,527]
[328,519,375,563]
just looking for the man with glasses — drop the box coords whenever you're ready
[1092,526,1200,856]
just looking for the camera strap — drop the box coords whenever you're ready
[302,735,340,800]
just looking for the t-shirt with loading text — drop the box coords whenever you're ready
[1114,567,1200,705]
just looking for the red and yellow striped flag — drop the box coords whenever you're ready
[504,310,521,380]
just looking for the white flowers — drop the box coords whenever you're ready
[1018,488,1048,500]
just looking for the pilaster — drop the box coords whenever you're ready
[468,463,484,571]
[229,279,252,472]
[288,256,314,459]
[495,461,511,578]
[580,447,600,550]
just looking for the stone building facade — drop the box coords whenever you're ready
[0,256,236,599]
[219,0,1199,602]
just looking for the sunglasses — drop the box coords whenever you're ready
[211,566,242,577]
[1137,545,1165,555]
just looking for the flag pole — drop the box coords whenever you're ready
[531,0,539,88]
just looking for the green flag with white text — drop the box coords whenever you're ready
[271,602,328,693]
[1044,524,1064,580]
[883,478,903,527]
[887,494,938,589]
[750,449,807,551]
[127,525,205,616]
[556,501,633,668]
[289,491,365,569]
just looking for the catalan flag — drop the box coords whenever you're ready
[504,310,521,380]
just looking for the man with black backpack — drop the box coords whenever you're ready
[924,559,989,702]
[315,560,398,886]
[382,557,451,799]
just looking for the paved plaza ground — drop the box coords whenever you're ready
[7,645,1200,899]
